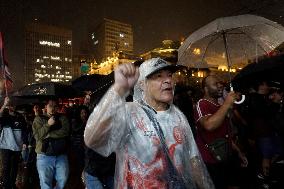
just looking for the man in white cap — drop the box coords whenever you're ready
[84,57,214,189]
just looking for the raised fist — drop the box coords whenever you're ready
[113,63,139,97]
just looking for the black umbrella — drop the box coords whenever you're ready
[12,82,83,99]
[233,54,284,90]
[72,73,114,93]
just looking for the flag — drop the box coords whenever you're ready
[0,32,13,95]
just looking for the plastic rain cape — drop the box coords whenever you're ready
[84,84,214,189]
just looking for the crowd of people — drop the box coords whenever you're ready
[0,57,283,189]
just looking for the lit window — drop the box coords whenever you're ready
[51,79,60,82]
[51,56,61,60]
[39,40,60,47]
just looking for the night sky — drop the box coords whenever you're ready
[1,0,284,88]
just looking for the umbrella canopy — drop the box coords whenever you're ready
[233,54,284,90]
[178,14,284,76]
[72,73,114,93]
[12,82,83,99]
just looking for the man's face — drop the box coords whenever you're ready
[270,91,283,103]
[258,82,270,95]
[144,69,175,104]
[46,100,57,116]
[205,76,224,98]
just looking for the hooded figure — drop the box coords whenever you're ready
[84,57,214,189]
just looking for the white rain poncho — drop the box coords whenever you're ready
[84,58,214,189]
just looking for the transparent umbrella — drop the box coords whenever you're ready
[178,14,284,103]
[178,14,284,70]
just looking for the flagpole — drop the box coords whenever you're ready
[4,71,8,97]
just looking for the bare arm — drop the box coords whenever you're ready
[199,92,235,131]
[232,140,248,167]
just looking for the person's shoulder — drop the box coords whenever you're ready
[126,101,140,110]
[197,98,219,107]
[195,99,206,109]
[34,114,47,121]
[196,98,207,104]
[171,104,183,113]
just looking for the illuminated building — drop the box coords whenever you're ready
[140,40,180,63]
[89,52,138,75]
[140,40,192,85]
[25,23,73,84]
[91,18,133,63]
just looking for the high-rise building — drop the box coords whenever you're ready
[91,18,133,63]
[25,23,73,84]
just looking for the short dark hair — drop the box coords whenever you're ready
[201,75,211,90]
[46,99,58,107]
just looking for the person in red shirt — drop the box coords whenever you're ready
[194,75,248,189]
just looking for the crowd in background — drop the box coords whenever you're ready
[0,69,283,189]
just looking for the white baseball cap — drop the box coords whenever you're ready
[138,57,181,82]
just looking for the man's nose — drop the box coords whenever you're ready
[164,76,173,83]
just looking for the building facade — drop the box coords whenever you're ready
[89,52,138,75]
[91,18,133,63]
[25,23,73,84]
[140,40,179,63]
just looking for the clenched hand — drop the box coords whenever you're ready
[113,63,139,97]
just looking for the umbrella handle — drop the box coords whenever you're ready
[230,86,245,104]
